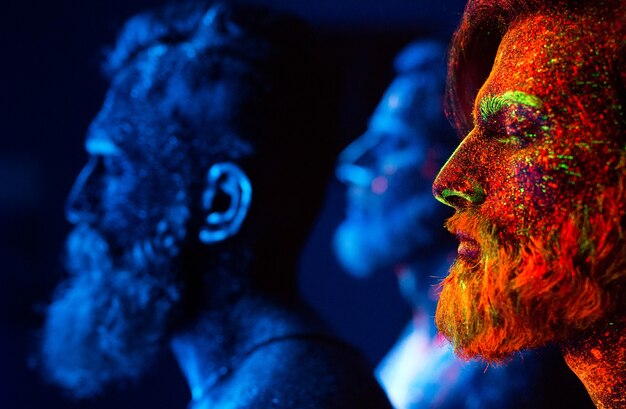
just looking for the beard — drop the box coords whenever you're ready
[41,222,184,398]
[435,182,626,362]
[334,193,441,277]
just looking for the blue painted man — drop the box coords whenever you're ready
[40,2,392,408]
[334,40,594,408]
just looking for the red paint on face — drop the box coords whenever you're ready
[432,7,626,361]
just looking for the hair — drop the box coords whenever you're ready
[444,0,625,138]
[103,1,339,296]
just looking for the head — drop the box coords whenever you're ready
[334,40,456,278]
[432,0,626,361]
[41,1,336,397]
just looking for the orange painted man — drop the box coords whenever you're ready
[433,1,625,407]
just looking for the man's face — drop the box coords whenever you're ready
[334,79,445,277]
[433,11,625,361]
[42,49,194,396]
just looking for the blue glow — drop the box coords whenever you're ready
[64,157,98,225]
[199,162,252,244]
[86,137,122,156]
[376,322,538,409]
[42,0,392,406]
[333,41,448,278]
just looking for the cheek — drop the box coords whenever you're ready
[101,173,138,232]
[479,141,577,235]
[504,153,565,234]
[99,167,185,242]
[491,138,620,236]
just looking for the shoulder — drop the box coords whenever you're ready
[217,336,392,409]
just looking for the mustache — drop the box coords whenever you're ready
[444,211,501,247]
[65,224,112,276]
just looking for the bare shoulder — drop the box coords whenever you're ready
[210,336,392,409]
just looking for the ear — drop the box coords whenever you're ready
[199,162,252,244]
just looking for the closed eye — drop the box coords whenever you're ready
[497,106,548,148]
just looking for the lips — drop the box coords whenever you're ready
[456,231,480,261]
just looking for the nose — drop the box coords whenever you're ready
[65,157,100,224]
[432,132,486,209]
[335,132,379,187]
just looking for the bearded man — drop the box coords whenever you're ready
[40,2,392,408]
[432,0,625,408]
[335,39,592,409]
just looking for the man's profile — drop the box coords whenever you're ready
[39,2,392,408]
[335,39,592,409]
[432,0,625,407]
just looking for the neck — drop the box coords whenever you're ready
[561,316,625,409]
[170,291,325,401]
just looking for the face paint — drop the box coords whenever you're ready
[433,8,625,361]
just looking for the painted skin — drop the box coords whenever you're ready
[433,5,625,408]
[334,42,591,409]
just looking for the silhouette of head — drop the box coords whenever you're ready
[41,1,336,396]
[334,40,455,277]
[432,0,626,361]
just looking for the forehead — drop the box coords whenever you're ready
[86,92,173,156]
[476,10,618,115]
[86,50,181,148]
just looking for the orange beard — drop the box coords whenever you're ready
[435,184,626,362]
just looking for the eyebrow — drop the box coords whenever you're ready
[477,90,543,123]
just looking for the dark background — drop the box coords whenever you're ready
[0,0,468,407]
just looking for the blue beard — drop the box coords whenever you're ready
[333,193,438,278]
[41,224,182,398]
